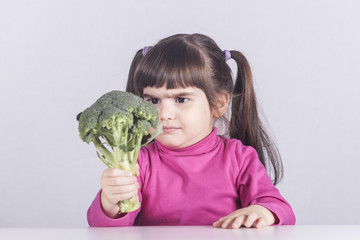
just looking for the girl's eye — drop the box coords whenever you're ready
[148,98,160,104]
[176,97,189,103]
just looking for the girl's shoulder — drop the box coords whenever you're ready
[219,135,256,150]
[219,135,258,160]
[217,135,261,175]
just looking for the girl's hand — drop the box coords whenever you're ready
[213,205,276,229]
[100,164,140,218]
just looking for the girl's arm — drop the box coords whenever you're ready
[214,144,295,228]
[235,144,296,226]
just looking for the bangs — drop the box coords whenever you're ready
[133,39,210,96]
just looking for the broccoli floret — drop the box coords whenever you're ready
[77,90,162,213]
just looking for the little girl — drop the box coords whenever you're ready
[87,33,296,228]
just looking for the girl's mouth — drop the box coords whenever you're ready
[163,126,180,133]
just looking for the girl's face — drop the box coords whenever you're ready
[143,85,215,149]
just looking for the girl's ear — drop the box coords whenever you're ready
[213,92,230,118]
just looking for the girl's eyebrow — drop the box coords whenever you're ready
[143,92,196,98]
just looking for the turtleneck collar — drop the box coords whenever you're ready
[155,127,220,156]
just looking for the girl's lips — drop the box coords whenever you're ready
[163,126,180,133]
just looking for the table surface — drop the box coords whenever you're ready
[1,226,360,240]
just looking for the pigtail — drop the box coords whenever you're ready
[229,50,283,185]
[126,49,144,95]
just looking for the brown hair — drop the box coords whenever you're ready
[126,33,283,185]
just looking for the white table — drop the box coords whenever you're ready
[1,226,359,240]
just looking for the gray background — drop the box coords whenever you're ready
[1,0,359,227]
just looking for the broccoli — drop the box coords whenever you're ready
[77,90,162,213]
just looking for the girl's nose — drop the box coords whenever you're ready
[158,102,175,121]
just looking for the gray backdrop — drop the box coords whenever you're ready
[1,0,359,227]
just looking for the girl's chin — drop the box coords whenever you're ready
[160,142,183,149]
[156,138,187,149]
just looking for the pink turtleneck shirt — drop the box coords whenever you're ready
[87,128,296,226]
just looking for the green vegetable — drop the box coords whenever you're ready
[77,90,162,213]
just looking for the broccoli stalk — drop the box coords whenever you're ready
[77,91,162,213]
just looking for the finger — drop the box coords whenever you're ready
[106,176,138,186]
[231,215,246,229]
[221,216,237,229]
[255,218,266,229]
[104,168,132,177]
[110,183,139,195]
[214,211,239,228]
[213,218,225,228]
[112,190,138,201]
[213,221,222,228]
[231,215,247,229]
[244,213,260,228]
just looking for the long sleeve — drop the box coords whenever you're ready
[87,190,141,227]
[236,143,296,225]
[86,128,296,226]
